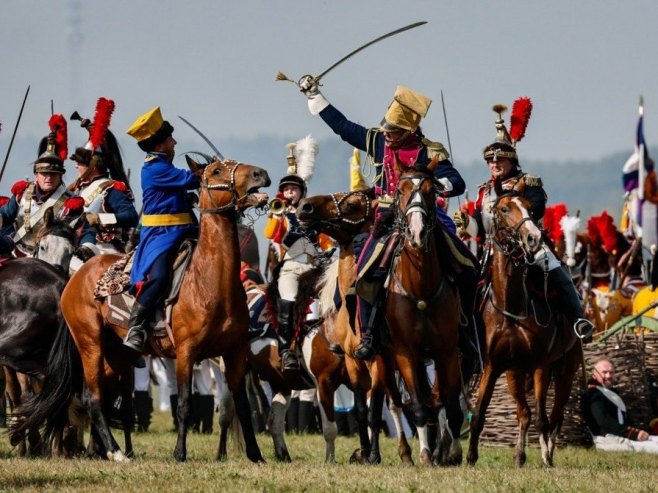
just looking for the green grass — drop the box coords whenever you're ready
[0,411,655,492]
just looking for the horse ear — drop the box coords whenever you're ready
[493,177,504,197]
[186,155,203,175]
[44,207,54,227]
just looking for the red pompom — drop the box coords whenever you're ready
[597,211,618,254]
[587,216,602,248]
[112,180,127,192]
[0,196,9,207]
[48,114,68,161]
[545,203,567,245]
[64,197,85,211]
[509,97,533,144]
[11,180,30,198]
[89,98,115,150]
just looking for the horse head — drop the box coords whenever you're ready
[395,163,441,249]
[297,189,376,245]
[492,191,543,260]
[186,156,271,214]
[35,207,77,273]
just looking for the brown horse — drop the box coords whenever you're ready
[298,188,415,465]
[32,158,269,462]
[467,187,581,467]
[386,165,464,465]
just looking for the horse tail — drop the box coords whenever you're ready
[8,316,82,448]
[228,410,246,455]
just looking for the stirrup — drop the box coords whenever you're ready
[574,318,595,341]
[353,334,377,360]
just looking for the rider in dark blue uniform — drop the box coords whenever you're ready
[299,80,480,363]
[123,107,199,361]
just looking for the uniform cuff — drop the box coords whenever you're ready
[308,93,330,115]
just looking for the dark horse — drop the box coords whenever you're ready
[14,158,270,463]
[467,185,581,467]
[1,209,80,456]
[386,164,463,465]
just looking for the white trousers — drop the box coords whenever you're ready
[593,434,658,454]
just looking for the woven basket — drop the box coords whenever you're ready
[467,333,653,448]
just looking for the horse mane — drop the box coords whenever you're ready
[36,215,78,246]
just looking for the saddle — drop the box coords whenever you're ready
[93,240,196,348]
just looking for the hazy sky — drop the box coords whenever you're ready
[2,0,658,170]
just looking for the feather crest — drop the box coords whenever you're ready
[597,211,619,254]
[509,97,532,144]
[48,114,68,161]
[294,134,318,183]
[88,97,115,150]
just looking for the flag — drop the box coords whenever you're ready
[637,98,646,200]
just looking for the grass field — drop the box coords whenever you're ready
[0,410,655,493]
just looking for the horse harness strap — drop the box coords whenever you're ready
[389,254,446,310]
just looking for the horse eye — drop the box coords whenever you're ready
[500,206,509,213]
[213,168,221,175]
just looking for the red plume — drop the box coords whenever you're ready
[509,97,533,144]
[549,203,567,244]
[48,114,68,161]
[597,211,619,254]
[587,216,602,248]
[88,97,115,150]
[544,205,555,238]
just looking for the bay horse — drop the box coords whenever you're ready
[467,184,581,467]
[387,163,464,465]
[22,158,270,463]
[297,189,415,466]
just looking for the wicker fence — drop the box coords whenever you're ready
[467,332,657,448]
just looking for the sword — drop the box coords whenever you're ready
[177,115,225,160]
[276,21,427,87]
[0,85,30,185]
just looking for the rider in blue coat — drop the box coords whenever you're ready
[299,81,480,363]
[123,107,199,360]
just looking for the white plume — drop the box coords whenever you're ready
[294,134,318,183]
[560,215,581,266]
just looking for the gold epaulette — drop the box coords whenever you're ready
[145,154,158,163]
[421,138,449,161]
[523,174,543,187]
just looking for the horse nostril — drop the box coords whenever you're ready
[300,203,313,214]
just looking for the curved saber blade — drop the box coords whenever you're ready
[316,21,427,82]
[177,115,224,160]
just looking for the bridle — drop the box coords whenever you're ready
[197,160,247,215]
[310,190,373,230]
[394,172,442,249]
[491,194,537,264]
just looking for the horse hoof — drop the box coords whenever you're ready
[349,449,363,464]
[106,450,130,463]
[419,448,432,466]
[466,451,478,466]
[514,451,527,468]
[276,451,292,463]
[367,453,382,465]
[174,450,187,462]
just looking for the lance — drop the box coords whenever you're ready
[276,21,427,88]
[0,85,31,185]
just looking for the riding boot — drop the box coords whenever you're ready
[286,395,300,434]
[133,391,153,432]
[297,400,316,434]
[199,395,215,434]
[189,393,201,433]
[353,296,381,360]
[456,267,482,377]
[277,299,299,371]
[169,394,179,432]
[123,301,152,367]
[548,266,595,340]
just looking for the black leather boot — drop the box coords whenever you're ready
[123,301,152,359]
[133,391,153,432]
[548,266,595,340]
[199,395,215,434]
[353,297,381,360]
[277,299,299,371]
[169,394,179,432]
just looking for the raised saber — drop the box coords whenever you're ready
[276,21,427,87]
[177,115,225,161]
[0,85,30,184]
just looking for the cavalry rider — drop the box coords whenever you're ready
[264,136,333,371]
[68,98,139,270]
[453,101,595,339]
[0,115,83,257]
[122,107,199,361]
[298,79,479,361]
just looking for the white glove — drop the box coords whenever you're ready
[299,75,330,116]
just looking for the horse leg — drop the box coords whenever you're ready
[5,369,26,456]
[506,369,532,468]
[211,360,234,461]
[119,375,134,458]
[395,352,431,466]
[366,385,385,464]
[532,368,552,467]
[434,353,464,466]
[173,355,193,462]
[268,392,292,462]
[21,377,43,457]
[467,363,501,466]
[349,385,372,464]
[380,354,413,465]
[547,348,580,465]
[82,377,128,462]
[315,374,338,463]
[223,351,264,463]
